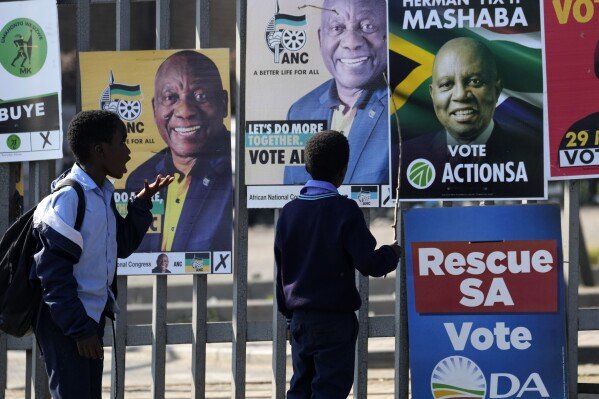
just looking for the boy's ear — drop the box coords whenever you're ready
[93,143,104,156]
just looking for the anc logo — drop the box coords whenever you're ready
[407,158,435,189]
[431,356,486,399]
[0,18,47,77]
[185,252,211,273]
[265,1,307,64]
[100,71,143,121]
[6,134,21,150]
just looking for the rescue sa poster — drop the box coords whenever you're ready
[80,49,233,276]
[545,0,599,179]
[0,0,63,162]
[245,0,393,208]
[404,205,566,399]
[390,0,547,201]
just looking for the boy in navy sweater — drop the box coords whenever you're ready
[275,130,401,398]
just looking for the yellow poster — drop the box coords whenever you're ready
[80,49,233,276]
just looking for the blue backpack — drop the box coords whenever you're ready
[0,179,85,337]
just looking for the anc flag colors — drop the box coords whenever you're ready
[389,3,546,201]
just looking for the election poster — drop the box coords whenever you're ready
[0,0,63,162]
[80,49,233,275]
[390,2,547,201]
[245,0,394,208]
[404,205,567,399]
[545,1,599,179]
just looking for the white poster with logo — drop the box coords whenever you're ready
[0,0,62,162]
[244,0,394,208]
[404,205,567,398]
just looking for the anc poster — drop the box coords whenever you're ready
[80,49,233,275]
[390,2,547,201]
[545,1,599,179]
[245,0,393,208]
[0,0,63,162]
[404,205,566,399]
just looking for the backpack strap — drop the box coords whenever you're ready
[52,178,86,231]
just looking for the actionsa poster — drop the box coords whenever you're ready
[390,1,547,201]
[405,205,566,399]
[0,0,63,162]
[80,49,233,276]
[245,0,394,208]
[545,0,599,179]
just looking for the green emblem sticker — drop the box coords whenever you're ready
[6,134,21,150]
[407,158,435,189]
[0,18,47,77]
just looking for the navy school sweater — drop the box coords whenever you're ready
[274,193,399,319]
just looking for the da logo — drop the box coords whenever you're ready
[407,158,435,189]
[265,2,308,64]
[100,71,143,122]
[431,356,486,399]
[0,18,47,77]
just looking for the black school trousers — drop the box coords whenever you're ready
[288,309,359,399]
[35,303,105,399]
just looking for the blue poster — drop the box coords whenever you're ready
[404,205,567,399]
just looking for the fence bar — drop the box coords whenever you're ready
[192,275,208,399]
[395,203,409,399]
[353,209,370,398]
[156,0,170,50]
[272,209,287,398]
[195,0,210,48]
[116,0,131,51]
[151,276,167,398]
[31,341,48,399]
[27,161,54,209]
[232,0,249,397]
[0,160,13,399]
[0,333,5,399]
[76,0,90,113]
[25,350,31,399]
[112,1,130,396]
[565,180,580,398]
[112,277,128,399]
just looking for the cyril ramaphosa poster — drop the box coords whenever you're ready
[80,49,233,275]
[390,1,547,201]
[244,0,394,208]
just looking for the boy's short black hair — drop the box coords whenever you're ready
[67,110,125,163]
[304,130,349,182]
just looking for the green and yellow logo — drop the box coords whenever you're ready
[407,158,435,189]
[6,134,21,150]
[431,356,486,399]
[185,252,211,273]
[0,18,47,77]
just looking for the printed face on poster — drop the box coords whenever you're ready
[403,205,567,399]
[80,49,233,275]
[545,2,599,179]
[245,0,393,208]
[389,2,547,201]
[0,0,63,162]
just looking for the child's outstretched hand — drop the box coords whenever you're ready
[136,174,174,201]
[391,242,402,259]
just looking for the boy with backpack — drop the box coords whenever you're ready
[32,110,173,398]
[274,130,402,398]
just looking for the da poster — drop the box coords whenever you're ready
[0,0,63,162]
[404,205,566,399]
[80,49,233,275]
[390,2,547,201]
[244,0,394,208]
[545,1,599,179]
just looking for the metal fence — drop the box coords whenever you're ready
[0,1,598,398]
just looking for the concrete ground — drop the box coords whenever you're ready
[5,206,599,398]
